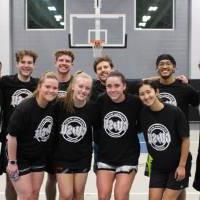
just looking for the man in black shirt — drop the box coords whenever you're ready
[145,54,199,200]
[54,50,74,97]
[0,50,38,200]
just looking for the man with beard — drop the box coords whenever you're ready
[145,54,199,200]
[45,49,75,200]
[0,50,38,200]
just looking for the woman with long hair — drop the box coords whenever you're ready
[53,71,93,200]
[138,80,191,200]
[6,71,59,200]
[95,70,142,200]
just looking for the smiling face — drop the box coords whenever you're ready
[106,76,126,103]
[16,55,35,79]
[72,76,92,103]
[139,84,158,107]
[156,59,175,79]
[55,54,73,75]
[38,77,58,105]
[96,61,113,83]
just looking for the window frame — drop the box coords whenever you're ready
[134,0,175,31]
[25,0,66,31]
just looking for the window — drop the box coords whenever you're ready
[26,0,65,30]
[135,0,174,30]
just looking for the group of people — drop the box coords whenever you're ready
[0,50,199,200]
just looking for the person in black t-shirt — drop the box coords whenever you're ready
[0,50,38,200]
[54,50,74,97]
[45,50,75,200]
[53,71,93,200]
[155,54,199,119]
[6,72,58,200]
[94,71,142,200]
[144,54,199,200]
[138,80,191,200]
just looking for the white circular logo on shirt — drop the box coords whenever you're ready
[11,89,32,107]
[58,90,67,98]
[34,116,53,142]
[147,123,171,151]
[159,92,177,106]
[104,111,128,138]
[60,117,87,143]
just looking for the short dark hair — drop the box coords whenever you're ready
[15,50,38,63]
[54,50,75,62]
[137,79,159,94]
[156,54,176,67]
[93,56,114,73]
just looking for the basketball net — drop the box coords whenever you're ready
[91,40,104,58]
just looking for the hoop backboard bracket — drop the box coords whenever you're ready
[68,13,127,49]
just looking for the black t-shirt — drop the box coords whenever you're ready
[53,100,94,167]
[0,74,38,141]
[90,80,106,102]
[7,97,55,160]
[157,80,199,120]
[57,77,73,97]
[139,104,189,172]
[0,89,3,133]
[94,94,142,166]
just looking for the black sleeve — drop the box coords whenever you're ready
[126,79,141,95]
[175,107,190,138]
[7,106,26,137]
[91,97,102,144]
[187,84,200,107]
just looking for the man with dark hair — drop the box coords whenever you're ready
[145,54,199,200]
[0,50,38,200]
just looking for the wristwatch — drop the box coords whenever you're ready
[8,160,17,165]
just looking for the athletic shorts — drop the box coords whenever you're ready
[149,167,190,190]
[4,142,46,176]
[45,158,54,174]
[54,161,91,174]
[96,161,138,174]
[15,158,46,176]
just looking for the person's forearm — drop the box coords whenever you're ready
[179,137,190,167]
[7,134,17,161]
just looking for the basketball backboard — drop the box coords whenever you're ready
[68,0,127,49]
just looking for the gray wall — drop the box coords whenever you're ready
[11,0,190,79]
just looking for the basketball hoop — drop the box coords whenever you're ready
[90,39,104,58]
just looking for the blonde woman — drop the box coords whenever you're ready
[6,72,59,200]
[53,71,94,200]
